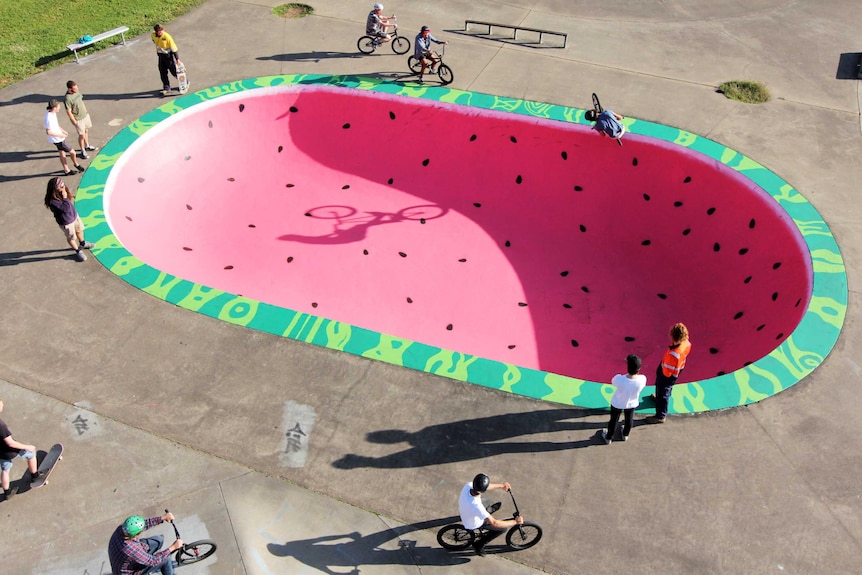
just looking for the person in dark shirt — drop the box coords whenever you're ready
[0,399,40,500]
[43,176,94,262]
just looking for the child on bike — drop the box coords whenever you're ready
[414,26,448,84]
[458,473,524,556]
[366,3,396,49]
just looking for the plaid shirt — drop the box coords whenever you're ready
[108,517,171,575]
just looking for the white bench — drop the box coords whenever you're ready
[66,26,129,63]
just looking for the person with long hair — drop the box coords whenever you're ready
[646,323,692,424]
[43,177,94,262]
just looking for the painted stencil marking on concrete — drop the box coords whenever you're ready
[77,75,848,413]
[66,401,103,441]
[280,401,315,468]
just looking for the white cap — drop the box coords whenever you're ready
[374,3,383,10]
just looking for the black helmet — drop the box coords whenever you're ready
[421,25,430,32]
[472,473,490,493]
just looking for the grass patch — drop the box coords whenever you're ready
[717,80,771,104]
[0,0,207,90]
[273,3,314,18]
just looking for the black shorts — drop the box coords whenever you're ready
[53,140,72,153]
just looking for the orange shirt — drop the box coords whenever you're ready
[660,339,691,379]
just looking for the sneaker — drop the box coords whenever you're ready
[74,164,85,172]
[648,393,657,401]
[644,416,666,424]
[80,241,95,250]
[31,470,41,481]
[80,152,89,159]
[600,430,611,445]
[622,434,629,441]
[75,250,87,262]
[417,77,424,84]
[85,145,98,151]
[3,487,14,500]
[472,542,486,557]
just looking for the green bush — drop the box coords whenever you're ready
[718,80,771,104]
[273,4,314,18]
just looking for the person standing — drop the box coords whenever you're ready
[64,81,98,159]
[43,176,94,262]
[0,399,41,501]
[44,99,85,175]
[646,323,692,424]
[413,26,448,84]
[108,512,183,575]
[151,24,182,96]
[457,473,525,556]
[600,355,647,444]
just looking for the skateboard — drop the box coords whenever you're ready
[177,61,189,94]
[30,443,63,489]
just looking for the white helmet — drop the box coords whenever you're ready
[373,3,383,10]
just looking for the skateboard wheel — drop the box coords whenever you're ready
[59,455,63,460]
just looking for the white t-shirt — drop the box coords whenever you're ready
[610,373,647,409]
[458,482,489,529]
[44,111,64,143]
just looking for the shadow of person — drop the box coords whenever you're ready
[258,51,364,63]
[333,407,603,469]
[266,517,469,574]
[0,249,75,266]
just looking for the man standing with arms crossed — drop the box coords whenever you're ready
[64,80,98,159]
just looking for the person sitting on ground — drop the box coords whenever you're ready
[366,3,396,48]
[414,25,448,84]
[585,108,626,144]
[0,398,40,501]
[458,473,524,556]
[108,512,183,575]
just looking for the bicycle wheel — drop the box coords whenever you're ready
[437,524,475,550]
[398,204,447,221]
[506,523,542,550]
[407,56,423,74]
[592,92,603,112]
[175,539,217,564]
[391,36,410,54]
[305,205,357,220]
[357,36,377,54]
[437,64,454,85]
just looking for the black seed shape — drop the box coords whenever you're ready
[560,271,569,277]
[505,240,511,247]
[363,249,369,255]
[137,177,145,183]
[571,340,579,347]
[399,252,407,257]
[749,218,756,229]
[516,175,522,184]
[709,348,719,354]
[420,218,426,224]
[773,262,782,270]
[642,240,651,246]
[389,111,396,120]
[518,302,528,307]
[682,228,691,235]
[278,146,283,153]
[561,151,568,160]
[186,204,192,210]
[342,185,350,190]
[286,183,295,188]
[795,298,802,307]
[224,265,234,270]
[632,158,638,166]
[458,258,467,262]
[744,362,752,367]
[643,193,651,201]
[227,177,235,182]
[407,297,413,303]
[289,106,298,112]
[657,293,667,299]
[184,155,191,160]
[574,185,583,191]
[757,324,765,331]
[239,104,245,112]
[422,158,430,166]
[713,242,720,252]
[208,120,213,128]
[624,336,635,342]
[287,256,294,263]
[388,178,394,184]
[446,324,453,331]
[771,292,779,301]
[474,202,482,208]
[717,371,726,376]
[248,224,256,228]
[508,345,516,349]
[733,311,744,319]
[470,134,477,141]
[744,276,752,284]
[776,333,784,340]
[342,123,350,129]
[182,246,192,251]
[684,176,692,183]
[739,248,749,255]
[312,302,318,308]
[707,207,716,215]
[510,136,517,143]
[563,303,572,309]
[304,213,311,217]
[126,216,133,221]
[581,286,589,293]
[674,201,683,207]
[579,224,587,232]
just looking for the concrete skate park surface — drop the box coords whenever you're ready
[1,1,861,574]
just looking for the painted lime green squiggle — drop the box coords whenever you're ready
[77,74,847,414]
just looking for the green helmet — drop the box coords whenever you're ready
[122,515,146,537]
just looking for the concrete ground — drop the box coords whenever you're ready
[1,1,861,573]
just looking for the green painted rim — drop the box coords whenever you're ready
[76,74,847,413]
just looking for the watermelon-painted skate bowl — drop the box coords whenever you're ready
[77,75,847,413]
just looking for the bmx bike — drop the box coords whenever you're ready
[591,92,624,147]
[408,45,453,85]
[358,19,411,55]
[165,508,218,565]
[436,490,542,551]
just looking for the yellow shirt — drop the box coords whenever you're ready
[151,31,178,55]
